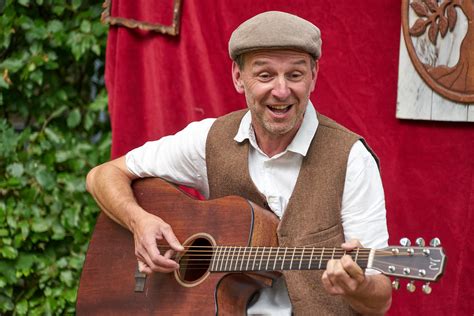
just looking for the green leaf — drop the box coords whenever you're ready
[18,0,29,7]
[15,299,28,315]
[51,222,65,240]
[0,294,14,312]
[71,0,81,10]
[63,288,77,303]
[83,111,94,130]
[67,109,81,128]
[59,270,73,287]
[49,105,68,120]
[16,254,35,272]
[92,43,100,55]
[0,120,18,156]
[0,261,17,283]
[35,169,55,190]
[0,246,18,259]
[80,20,91,33]
[7,163,25,178]
[44,127,62,145]
[55,150,69,163]
[6,163,24,178]
[18,221,30,240]
[31,218,52,233]
[47,20,63,34]
[0,56,27,73]
[0,76,9,89]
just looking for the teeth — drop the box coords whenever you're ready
[269,105,290,110]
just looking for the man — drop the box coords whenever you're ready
[87,11,392,315]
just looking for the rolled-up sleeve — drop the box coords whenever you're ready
[125,118,215,198]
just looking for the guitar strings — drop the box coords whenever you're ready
[158,246,424,258]
[153,246,429,272]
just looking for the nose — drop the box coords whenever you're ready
[271,76,291,100]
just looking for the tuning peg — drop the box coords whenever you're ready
[415,237,425,247]
[406,280,416,293]
[400,237,411,247]
[422,282,432,295]
[392,278,400,290]
[430,238,441,247]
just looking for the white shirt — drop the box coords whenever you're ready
[126,102,388,314]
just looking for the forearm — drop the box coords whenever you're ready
[344,274,392,315]
[86,158,146,233]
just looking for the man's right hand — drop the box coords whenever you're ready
[132,211,184,274]
[86,156,185,275]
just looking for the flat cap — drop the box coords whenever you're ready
[229,11,322,60]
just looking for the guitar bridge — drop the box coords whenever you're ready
[134,266,147,292]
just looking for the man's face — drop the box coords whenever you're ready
[232,50,317,138]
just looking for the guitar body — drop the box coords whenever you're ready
[77,178,280,315]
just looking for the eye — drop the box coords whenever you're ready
[257,72,272,81]
[288,72,303,80]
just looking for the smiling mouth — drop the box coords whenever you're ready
[268,104,293,114]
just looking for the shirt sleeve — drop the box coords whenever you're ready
[341,141,389,274]
[125,118,215,198]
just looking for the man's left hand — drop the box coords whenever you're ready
[321,239,368,296]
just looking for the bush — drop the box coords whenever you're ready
[0,0,110,314]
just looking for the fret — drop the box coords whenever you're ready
[240,247,246,271]
[259,247,265,271]
[228,247,237,271]
[289,247,296,270]
[273,248,279,270]
[219,247,227,272]
[308,247,315,269]
[355,248,360,264]
[224,246,234,271]
[266,247,272,270]
[318,247,325,269]
[234,246,241,271]
[210,246,216,271]
[252,247,258,270]
[281,247,288,270]
[299,247,305,270]
[245,248,251,271]
[212,246,221,272]
[331,247,336,260]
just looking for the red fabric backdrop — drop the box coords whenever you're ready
[105,1,473,314]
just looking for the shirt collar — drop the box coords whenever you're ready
[234,101,319,157]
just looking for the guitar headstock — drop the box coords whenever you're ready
[371,237,446,294]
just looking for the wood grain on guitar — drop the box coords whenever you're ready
[77,178,447,315]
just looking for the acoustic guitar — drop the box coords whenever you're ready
[77,178,446,315]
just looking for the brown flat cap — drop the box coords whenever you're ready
[229,11,322,60]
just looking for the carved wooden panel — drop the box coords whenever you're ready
[397,0,474,122]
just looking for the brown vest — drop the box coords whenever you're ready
[206,109,376,315]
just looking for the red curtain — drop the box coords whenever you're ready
[105,1,473,314]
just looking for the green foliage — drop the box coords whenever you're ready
[0,0,110,314]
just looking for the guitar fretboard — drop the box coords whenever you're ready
[208,246,372,272]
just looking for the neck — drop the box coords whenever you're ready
[210,246,372,272]
[252,124,300,158]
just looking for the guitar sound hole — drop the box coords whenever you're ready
[177,236,213,286]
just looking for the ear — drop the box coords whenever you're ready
[232,61,245,94]
[309,60,319,93]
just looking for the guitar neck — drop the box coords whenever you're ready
[209,246,372,272]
